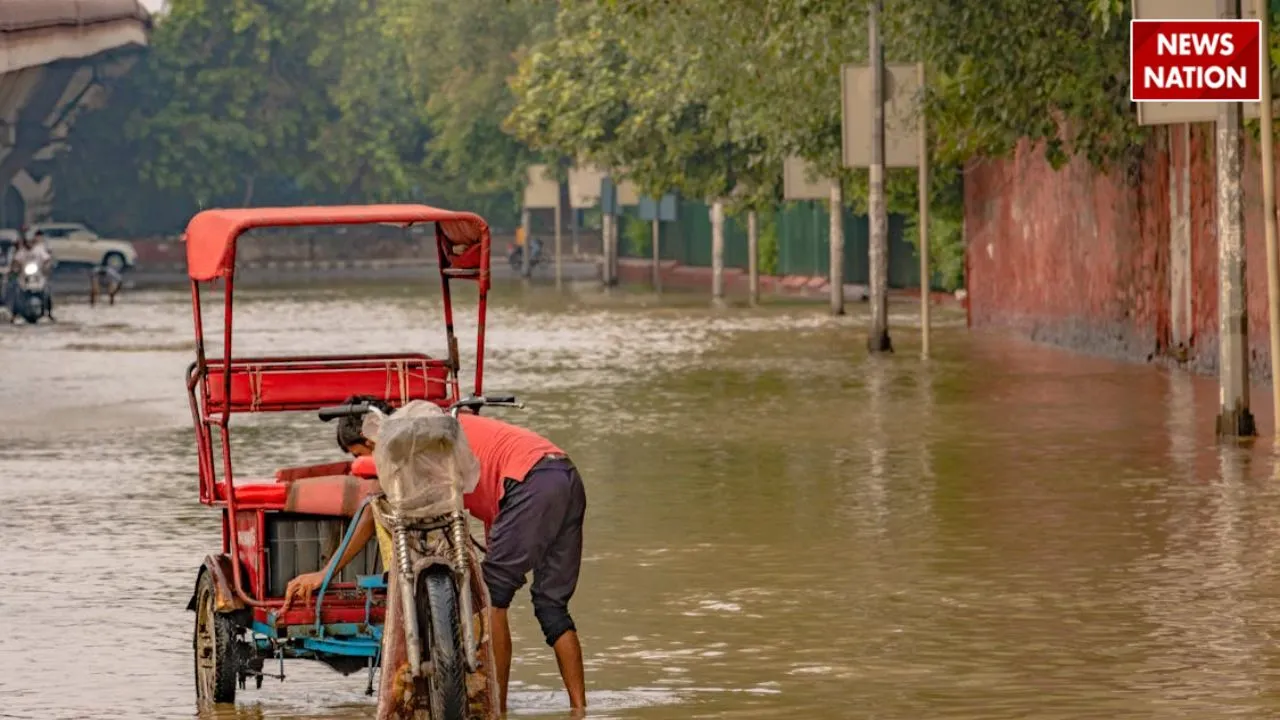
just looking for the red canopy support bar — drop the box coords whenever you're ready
[181,204,493,610]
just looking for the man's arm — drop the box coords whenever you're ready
[282,506,376,610]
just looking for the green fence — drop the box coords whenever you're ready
[617,199,941,290]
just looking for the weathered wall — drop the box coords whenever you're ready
[966,124,1278,380]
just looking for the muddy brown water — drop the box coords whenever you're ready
[4,281,1280,719]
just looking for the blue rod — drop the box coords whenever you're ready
[314,494,376,637]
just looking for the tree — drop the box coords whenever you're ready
[382,0,557,226]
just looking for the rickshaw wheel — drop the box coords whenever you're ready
[417,568,467,719]
[193,572,241,704]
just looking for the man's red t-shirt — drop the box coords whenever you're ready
[458,413,562,529]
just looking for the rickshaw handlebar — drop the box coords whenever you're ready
[316,395,524,423]
[317,402,373,422]
[449,395,524,417]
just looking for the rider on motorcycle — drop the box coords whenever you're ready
[9,231,54,320]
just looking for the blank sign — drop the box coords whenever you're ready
[783,156,836,201]
[523,164,559,209]
[841,62,923,169]
[568,165,604,209]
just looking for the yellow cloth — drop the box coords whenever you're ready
[375,519,394,571]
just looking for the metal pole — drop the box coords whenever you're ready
[1260,3,1280,440]
[1214,0,1255,437]
[711,200,725,302]
[829,182,845,315]
[572,207,580,258]
[652,218,662,292]
[554,186,563,290]
[918,61,931,359]
[867,0,892,352]
[600,211,613,287]
[747,209,760,306]
[610,209,620,286]
[520,207,532,279]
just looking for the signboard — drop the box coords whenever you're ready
[568,165,605,208]
[617,177,639,205]
[840,63,923,169]
[1132,0,1265,125]
[638,194,678,222]
[522,164,558,209]
[783,156,835,201]
[1131,20,1262,102]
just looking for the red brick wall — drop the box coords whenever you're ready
[966,124,1277,378]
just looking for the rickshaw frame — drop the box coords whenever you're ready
[182,204,491,679]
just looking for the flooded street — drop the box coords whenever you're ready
[5,281,1280,719]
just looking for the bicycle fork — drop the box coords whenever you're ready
[393,513,480,678]
[450,511,479,672]
[393,521,424,678]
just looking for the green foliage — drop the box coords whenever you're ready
[53,0,545,234]
[757,210,780,277]
[623,214,651,257]
[383,0,555,226]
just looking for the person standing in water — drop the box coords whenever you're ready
[285,396,589,714]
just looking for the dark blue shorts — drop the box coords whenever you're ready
[482,456,587,646]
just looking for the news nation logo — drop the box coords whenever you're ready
[1130,19,1263,102]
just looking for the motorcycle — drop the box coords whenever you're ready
[319,394,516,718]
[12,260,51,324]
[507,237,543,273]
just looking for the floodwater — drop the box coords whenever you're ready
[4,280,1280,719]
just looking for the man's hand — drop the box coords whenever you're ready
[281,571,326,612]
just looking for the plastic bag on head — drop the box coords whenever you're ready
[363,400,480,517]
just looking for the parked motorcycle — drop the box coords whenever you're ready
[12,259,51,324]
[507,237,543,273]
[319,395,515,718]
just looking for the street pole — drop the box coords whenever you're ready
[829,182,845,315]
[554,184,563,290]
[1213,0,1255,437]
[520,207,532,279]
[867,0,892,352]
[747,209,760,306]
[1259,2,1280,440]
[918,61,931,359]
[711,200,725,303]
[572,208,580,258]
[652,218,662,292]
[610,207,620,286]
[600,209,612,287]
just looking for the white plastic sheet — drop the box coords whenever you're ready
[363,400,480,518]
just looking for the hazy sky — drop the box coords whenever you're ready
[140,0,165,12]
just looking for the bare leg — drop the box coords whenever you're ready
[491,607,512,714]
[552,630,587,712]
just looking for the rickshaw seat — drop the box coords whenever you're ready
[275,461,352,483]
[203,354,452,414]
[215,474,379,516]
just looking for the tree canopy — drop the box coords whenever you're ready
[52,0,1228,290]
[52,0,554,236]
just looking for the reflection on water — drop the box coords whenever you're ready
[3,282,1280,719]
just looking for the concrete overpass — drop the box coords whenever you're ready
[1,0,151,227]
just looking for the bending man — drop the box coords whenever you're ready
[284,396,588,713]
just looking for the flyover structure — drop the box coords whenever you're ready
[1,0,151,227]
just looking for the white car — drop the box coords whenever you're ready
[26,222,138,271]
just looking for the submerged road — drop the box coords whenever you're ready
[1,281,1279,719]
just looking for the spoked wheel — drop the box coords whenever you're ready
[193,571,241,704]
[417,567,468,719]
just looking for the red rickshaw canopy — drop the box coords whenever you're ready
[183,204,490,282]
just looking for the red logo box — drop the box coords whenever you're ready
[1130,19,1262,102]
